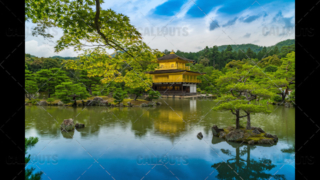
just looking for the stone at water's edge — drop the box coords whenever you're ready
[252,129,261,134]
[197,132,203,139]
[156,102,162,105]
[39,101,47,106]
[140,103,148,107]
[212,125,278,145]
[251,127,265,133]
[219,131,226,139]
[265,133,278,142]
[225,130,244,142]
[61,118,75,131]
[75,123,85,128]
[212,125,224,136]
[258,139,274,144]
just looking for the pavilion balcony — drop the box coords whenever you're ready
[152,77,201,83]
[155,65,190,71]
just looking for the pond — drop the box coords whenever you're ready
[25,98,295,180]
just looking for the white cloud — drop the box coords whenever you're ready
[26,40,79,57]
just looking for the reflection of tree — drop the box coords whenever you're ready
[130,109,154,138]
[281,145,295,153]
[211,143,286,180]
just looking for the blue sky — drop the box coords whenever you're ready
[26,0,295,57]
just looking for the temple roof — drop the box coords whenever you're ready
[158,53,194,62]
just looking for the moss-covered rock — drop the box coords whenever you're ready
[212,124,278,145]
[61,118,75,131]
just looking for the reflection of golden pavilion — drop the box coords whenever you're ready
[144,109,185,135]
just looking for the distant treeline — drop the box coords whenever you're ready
[163,39,294,70]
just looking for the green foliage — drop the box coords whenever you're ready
[25,137,42,180]
[27,99,40,105]
[54,82,90,104]
[36,68,70,98]
[47,98,54,105]
[258,55,281,68]
[288,90,295,103]
[225,60,245,69]
[129,87,146,101]
[25,70,38,100]
[148,90,161,101]
[77,70,102,95]
[272,95,282,102]
[264,65,278,73]
[113,88,127,104]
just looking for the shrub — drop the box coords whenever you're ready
[148,90,161,102]
[272,95,282,102]
[47,98,54,105]
[113,88,127,104]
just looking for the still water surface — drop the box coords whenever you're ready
[25,99,295,180]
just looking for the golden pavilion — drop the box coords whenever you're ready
[148,51,204,95]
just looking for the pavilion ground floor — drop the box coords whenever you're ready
[152,83,197,96]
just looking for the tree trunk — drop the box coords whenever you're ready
[134,94,138,101]
[72,95,77,107]
[48,88,50,98]
[88,87,92,95]
[246,113,251,130]
[236,110,240,129]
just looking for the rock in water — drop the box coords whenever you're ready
[127,102,132,107]
[219,131,226,139]
[248,140,255,145]
[39,101,47,106]
[265,133,278,142]
[252,129,261,134]
[212,125,224,136]
[225,130,244,142]
[156,102,162,105]
[75,123,85,128]
[140,103,148,107]
[197,132,203,139]
[61,118,75,131]
[258,139,274,145]
[251,127,265,133]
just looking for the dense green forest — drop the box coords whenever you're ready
[167,39,295,70]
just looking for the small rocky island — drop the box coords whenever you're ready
[212,125,278,145]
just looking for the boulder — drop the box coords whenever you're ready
[86,100,93,106]
[219,131,226,139]
[148,102,155,106]
[265,133,278,142]
[197,132,203,139]
[75,123,85,128]
[61,118,74,131]
[93,97,103,102]
[127,102,132,107]
[252,129,261,134]
[140,103,148,107]
[225,130,244,142]
[258,139,274,145]
[100,100,108,106]
[251,127,265,133]
[248,140,255,145]
[58,101,64,106]
[119,103,124,107]
[212,125,224,136]
[39,101,47,106]
[156,102,162,105]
